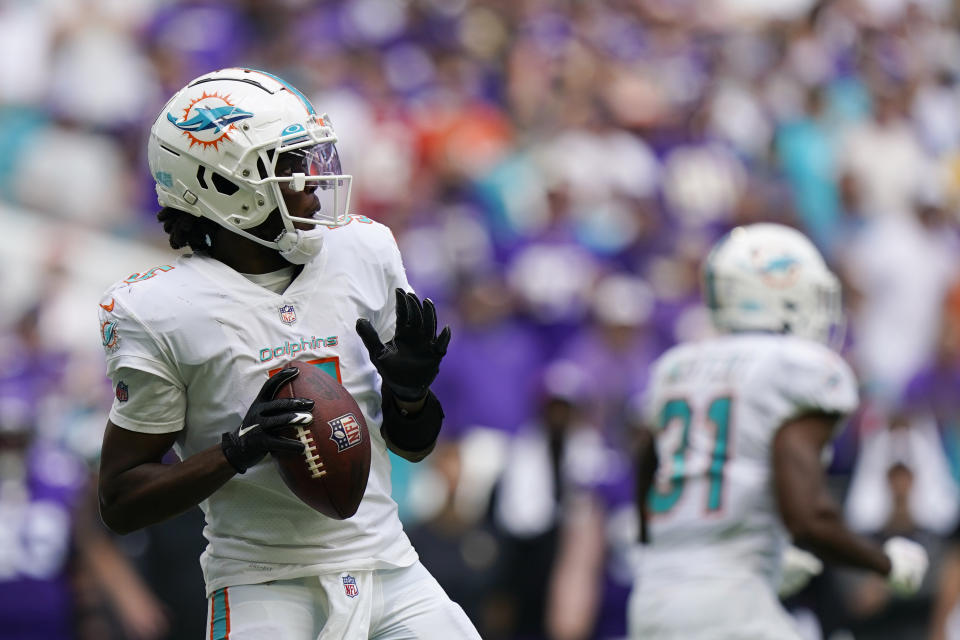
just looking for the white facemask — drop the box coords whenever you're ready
[276,228,325,265]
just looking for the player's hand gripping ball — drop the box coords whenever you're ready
[272,362,371,519]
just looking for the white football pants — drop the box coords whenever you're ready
[205,561,481,640]
[628,572,805,640]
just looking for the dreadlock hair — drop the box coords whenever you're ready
[157,207,220,253]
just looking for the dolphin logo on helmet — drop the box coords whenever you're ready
[166,105,254,133]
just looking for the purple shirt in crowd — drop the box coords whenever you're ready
[432,319,544,438]
[576,450,637,639]
[0,444,87,640]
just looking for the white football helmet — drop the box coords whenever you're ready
[703,223,842,344]
[148,68,352,254]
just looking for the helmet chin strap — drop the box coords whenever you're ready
[275,227,325,265]
[208,217,323,265]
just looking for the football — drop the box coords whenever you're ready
[272,361,371,519]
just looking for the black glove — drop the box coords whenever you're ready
[221,367,314,473]
[356,289,452,403]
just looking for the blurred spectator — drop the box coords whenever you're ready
[558,272,659,443]
[48,15,160,132]
[11,124,133,227]
[0,2,54,107]
[546,446,636,640]
[131,507,208,640]
[912,71,960,157]
[533,103,661,256]
[504,207,601,343]
[900,296,960,484]
[644,233,716,348]
[144,1,255,94]
[432,273,543,438]
[0,399,88,640]
[491,360,609,639]
[836,462,941,640]
[775,86,843,253]
[406,439,507,638]
[0,387,167,640]
[837,83,931,220]
[841,182,960,400]
[845,416,959,539]
[659,102,747,233]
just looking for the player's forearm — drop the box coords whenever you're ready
[773,415,890,576]
[787,503,891,576]
[99,445,236,534]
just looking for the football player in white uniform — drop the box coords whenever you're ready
[96,68,480,640]
[629,223,929,639]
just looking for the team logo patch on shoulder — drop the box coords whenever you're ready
[101,320,120,353]
[342,574,359,598]
[124,265,175,283]
[279,304,297,325]
[329,414,363,452]
[115,381,129,402]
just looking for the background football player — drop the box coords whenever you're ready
[629,223,929,639]
[96,68,480,639]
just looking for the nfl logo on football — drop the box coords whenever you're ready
[342,574,359,598]
[329,414,363,452]
[279,304,297,325]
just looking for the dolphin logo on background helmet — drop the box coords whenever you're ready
[702,223,842,344]
[147,68,353,256]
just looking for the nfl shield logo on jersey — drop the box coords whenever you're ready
[279,304,297,325]
[342,574,359,598]
[328,414,363,452]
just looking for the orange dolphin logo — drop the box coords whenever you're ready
[100,299,115,312]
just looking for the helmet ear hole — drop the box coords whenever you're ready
[211,172,239,195]
[196,166,208,189]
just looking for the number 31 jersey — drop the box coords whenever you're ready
[639,332,858,588]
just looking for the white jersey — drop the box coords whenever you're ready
[638,333,858,590]
[98,215,419,596]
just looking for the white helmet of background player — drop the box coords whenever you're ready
[148,68,352,263]
[703,223,842,344]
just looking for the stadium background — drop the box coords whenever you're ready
[2,0,960,638]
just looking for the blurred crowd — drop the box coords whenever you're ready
[4,0,960,638]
